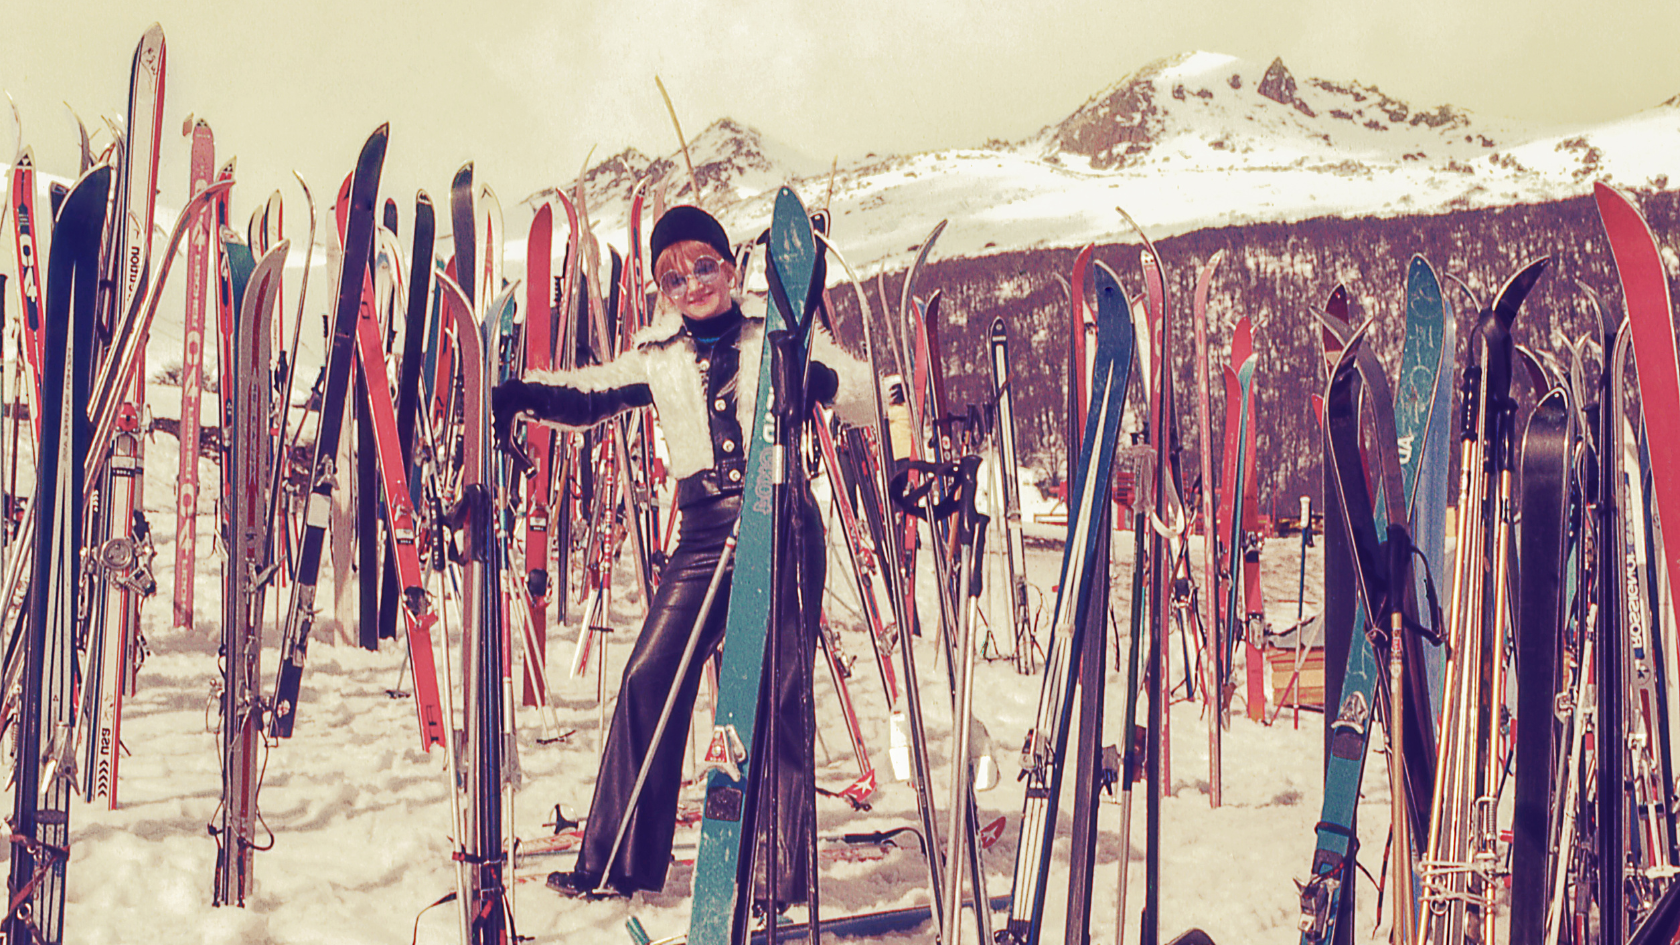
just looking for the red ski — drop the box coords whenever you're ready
[520,202,555,708]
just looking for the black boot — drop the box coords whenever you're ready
[545,870,630,900]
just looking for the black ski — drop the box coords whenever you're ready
[4,163,110,945]
[268,125,389,736]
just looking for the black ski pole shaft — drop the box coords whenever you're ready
[1115,499,1151,945]
[1065,495,1110,945]
[1297,496,1310,624]
[761,329,797,945]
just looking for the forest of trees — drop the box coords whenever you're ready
[822,188,1678,518]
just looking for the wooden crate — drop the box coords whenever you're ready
[1266,646,1325,710]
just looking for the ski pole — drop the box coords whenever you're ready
[1296,496,1311,624]
[592,527,737,895]
[942,458,987,945]
[1115,499,1152,945]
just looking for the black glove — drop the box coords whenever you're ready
[491,379,549,476]
[808,362,839,406]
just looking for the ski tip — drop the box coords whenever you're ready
[1323,283,1350,323]
[773,186,808,220]
[1165,928,1217,945]
[357,126,391,171]
[1091,258,1122,300]
[1491,257,1550,327]
[1195,248,1225,289]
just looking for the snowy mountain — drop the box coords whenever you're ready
[561,51,1680,278]
[534,117,823,234]
[1038,52,1512,170]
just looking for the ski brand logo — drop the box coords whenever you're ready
[126,213,146,302]
[752,451,774,515]
[16,206,40,324]
[1625,553,1648,653]
[760,389,776,444]
[177,488,197,532]
[1396,433,1415,466]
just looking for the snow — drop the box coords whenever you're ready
[6,418,1404,945]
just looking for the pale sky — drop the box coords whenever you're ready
[5,0,1680,235]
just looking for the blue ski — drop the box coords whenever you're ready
[1000,260,1133,945]
[686,187,820,945]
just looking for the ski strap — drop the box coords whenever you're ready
[4,833,67,925]
[1404,546,1445,646]
[888,459,965,520]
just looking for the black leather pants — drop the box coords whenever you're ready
[574,481,822,896]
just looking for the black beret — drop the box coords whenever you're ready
[649,205,732,267]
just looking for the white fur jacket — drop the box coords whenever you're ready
[523,304,876,481]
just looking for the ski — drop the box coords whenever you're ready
[82,22,167,810]
[453,265,512,945]
[212,239,287,907]
[1298,325,1416,945]
[268,125,389,737]
[4,162,109,945]
[1191,250,1223,805]
[1510,385,1573,945]
[521,200,554,708]
[639,896,1015,945]
[353,254,448,748]
[1595,182,1680,941]
[824,234,959,933]
[172,117,215,633]
[987,317,1035,674]
[686,187,821,945]
[8,148,44,438]
[1001,260,1133,945]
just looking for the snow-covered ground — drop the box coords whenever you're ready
[3,419,1410,945]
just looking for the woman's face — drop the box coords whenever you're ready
[657,240,736,321]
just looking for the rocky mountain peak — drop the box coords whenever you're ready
[1040,51,1503,171]
[1042,52,1199,169]
[1257,58,1313,117]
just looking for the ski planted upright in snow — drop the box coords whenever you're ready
[213,239,287,907]
[687,187,822,945]
[268,125,389,737]
[172,118,215,632]
[4,162,110,945]
[1001,260,1133,945]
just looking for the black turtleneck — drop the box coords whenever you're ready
[683,303,744,346]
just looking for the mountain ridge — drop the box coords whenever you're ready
[545,50,1678,279]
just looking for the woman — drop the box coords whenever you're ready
[492,204,873,899]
